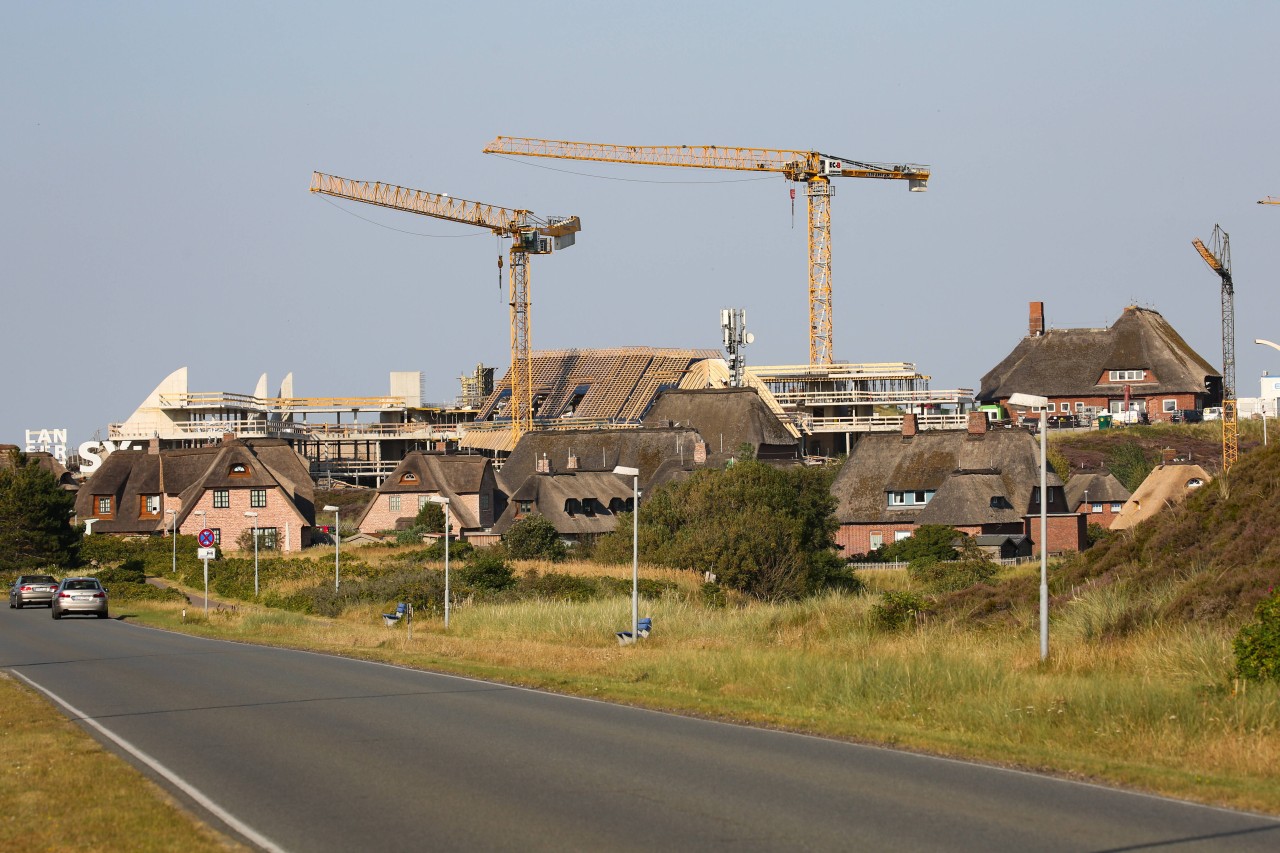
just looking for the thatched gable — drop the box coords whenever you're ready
[1111,463,1211,530]
[979,306,1220,402]
[1065,472,1131,507]
[352,452,493,531]
[642,387,800,456]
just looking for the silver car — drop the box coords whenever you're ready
[51,577,109,620]
[9,574,59,609]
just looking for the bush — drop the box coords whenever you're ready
[518,570,599,602]
[908,556,998,594]
[869,590,927,632]
[459,550,516,592]
[1234,591,1280,682]
[874,526,962,563]
[237,527,279,552]
[503,515,567,561]
[414,501,446,534]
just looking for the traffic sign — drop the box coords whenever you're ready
[198,528,215,548]
[197,547,216,560]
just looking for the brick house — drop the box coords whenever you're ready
[74,436,315,551]
[830,413,1086,557]
[354,452,497,537]
[1065,472,1131,530]
[979,303,1222,424]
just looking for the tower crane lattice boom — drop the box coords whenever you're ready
[484,136,929,366]
[310,171,581,442]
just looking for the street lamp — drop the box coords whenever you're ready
[612,466,641,644]
[427,495,451,628]
[1255,340,1279,446]
[323,505,340,590]
[244,511,259,597]
[1009,393,1050,662]
[166,508,178,574]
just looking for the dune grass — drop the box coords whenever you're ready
[0,672,244,853]
[122,557,1280,816]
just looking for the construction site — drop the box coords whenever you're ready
[102,137,979,484]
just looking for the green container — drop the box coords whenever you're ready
[1097,414,1112,429]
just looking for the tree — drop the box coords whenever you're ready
[875,525,962,563]
[595,458,853,601]
[503,514,567,561]
[414,501,446,535]
[0,450,79,575]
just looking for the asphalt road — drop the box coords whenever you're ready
[4,608,1278,852]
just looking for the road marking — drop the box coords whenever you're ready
[10,669,288,853]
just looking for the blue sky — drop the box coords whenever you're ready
[3,1,1278,447]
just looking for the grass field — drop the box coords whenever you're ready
[120,555,1280,817]
[0,672,243,852]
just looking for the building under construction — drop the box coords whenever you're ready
[105,349,972,485]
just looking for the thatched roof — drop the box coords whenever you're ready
[1110,463,1211,530]
[1,446,78,490]
[74,439,314,534]
[492,471,634,536]
[979,306,1220,401]
[642,387,799,454]
[831,428,1066,525]
[497,426,708,495]
[1065,472,1131,507]
[352,452,492,530]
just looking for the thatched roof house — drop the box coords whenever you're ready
[492,470,635,541]
[75,437,314,551]
[1110,463,1211,530]
[979,303,1221,423]
[354,452,497,536]
[830,414,1085,556]
[0,445,78,491]
[1065,471,1132,529]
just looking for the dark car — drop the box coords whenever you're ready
[9,574,59,609]
[51,577,109,620]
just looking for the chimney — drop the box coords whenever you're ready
[1162,447,1176,465]
[148,437,161,455]
[967,411,989,436]
[901,413,918,438]
[536,453,551,474]
[1029,301,1045,337]
[222,432,236,444]
[693,440,707,465]
[435,441,448,453]
[567,453,579,471]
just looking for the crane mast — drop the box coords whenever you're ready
[484,136,929,365]
[1192,225,1237,471]
[310,171,581,442]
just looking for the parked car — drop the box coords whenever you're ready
[9,574,60,609]
[1203,407,1223,421]
[50,577,109,620]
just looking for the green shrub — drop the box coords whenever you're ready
[908,557,998,594]
[503,515,567,561]
[1234,591,1280,681]
[869,590,927,632]
[237,527,279,552]
[414,501,446,534]
[874,525,962,564]
[459,550,516,592]
[518,570,599,602]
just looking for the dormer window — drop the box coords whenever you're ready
[564,498,580,517]
[140,495,161,517]
[581,498,596,516]
[400,472,418,484]
[1109,369,1145,382]
[229,462,249,478]
[989,496,1012,510]
[1186,478,1204,489]
[888,490,934,508]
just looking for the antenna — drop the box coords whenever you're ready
[720,308,755,387]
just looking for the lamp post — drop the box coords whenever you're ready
[323,505,340,589]
[612,466,640,643]
[1255,340,1279,445]
[166,508,178,574]
[428,495,451,628]
[1009,393,1050,662]
[244,511,259,597]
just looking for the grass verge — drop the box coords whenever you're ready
[0,672,244,853]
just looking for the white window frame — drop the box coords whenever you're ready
[1109,369,1144,382]
[1110,503,1123,512]
[388,495,401,512]
[1091,503,1103,513]
[1163,399,1177,413]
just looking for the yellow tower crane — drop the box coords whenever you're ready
[309,171,581,442]
[483,137,929,366]
[1192,225,1238,472]
[1258,196,1278,205]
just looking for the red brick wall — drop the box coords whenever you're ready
[178,486,309,553]
[836,523,920,556]
[1073,501,1124,529]
[1027,513,1087,555]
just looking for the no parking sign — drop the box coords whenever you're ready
[198,528,215,548]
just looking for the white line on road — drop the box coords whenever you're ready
[11,669,288,853]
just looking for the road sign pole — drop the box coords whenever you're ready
[203,556,209,618]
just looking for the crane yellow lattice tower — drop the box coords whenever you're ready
[483,137,929,366]
[309,172,581,442]
[1192,225,1238,471]
[1258,196,1278,205]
